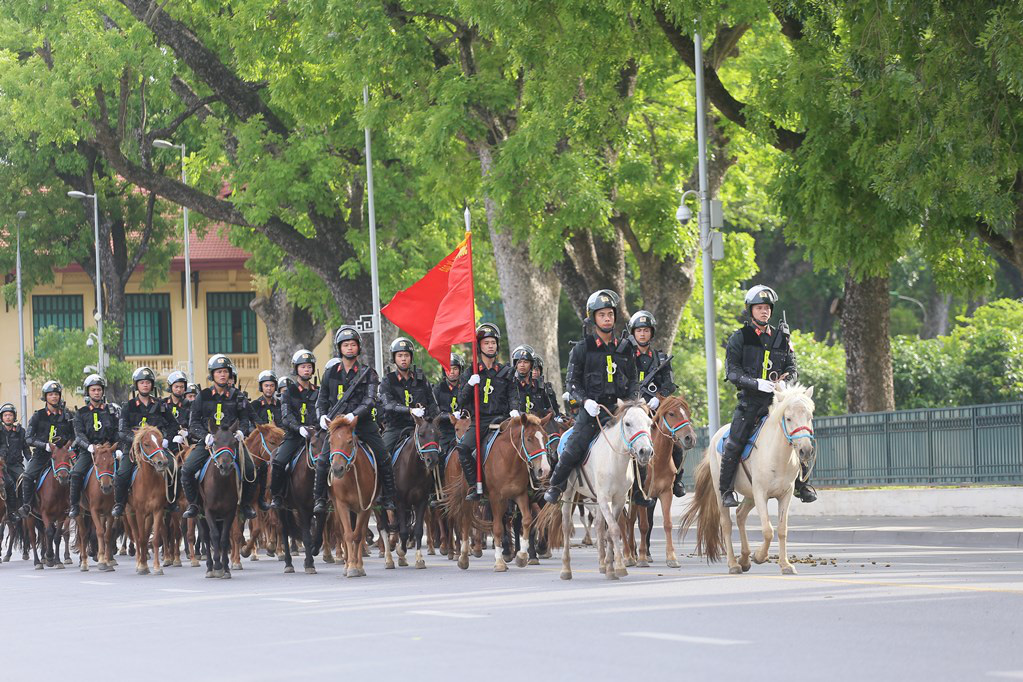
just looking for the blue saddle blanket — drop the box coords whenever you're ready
[468,428,501,467]
[556,426,597,464]
[716,416,766,461]
[390,436,412,466]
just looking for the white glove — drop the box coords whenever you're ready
[509,410,521,418]
[234,430,245,442]
[756,379,775,394]
[204,434,215,447]
[562,392,570,402]
[173,435,185,445]
[319,415,330,430]
[299,426,310,439]
[647,397,660,411]
[88,444,95,453]
[178,428,189,439]
[410,407,426,418]
[45,443,53,452]
[584,400,599,418]
[162,439,169,448]
[115,449,123,460]
[343,413,355,423]
[467,374,481,387]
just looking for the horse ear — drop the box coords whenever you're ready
[227,419,239,433]
[412,413,424,427]
[805,385,814,399]
[540,412,552,426]
[349,415,359,427]
[207,418,218,434]
[448,413,458,426]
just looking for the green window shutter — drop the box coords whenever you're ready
[32,295,84,343]
[125,293,171,355]
[207,292,256,354]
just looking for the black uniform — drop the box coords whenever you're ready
[249,396,282,426]
[22,407,75,510]
[269,381,319,502]
[720,321,798,497]
[453,361,515,489]
[164,395,193,437]
[378,367,439,457]
[433,378,462,455]
[547,333,638,492]
[115,397,177,506]
[0,423,29,512]
[70,402,120,511]
[510,373,554,417]
[635,345,687,498]
[313,361,390,507]
[182,386,254,508]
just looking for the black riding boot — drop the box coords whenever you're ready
[793,464,817,503]
[68,475,83,518]
[239,480,257,520]
[719,443,742,508]
[376,456,397,511]
[671,444,686,497]
[6,481,22,521]
[111,475,129,518]
[312,462,329,514]
[269,462,287,509]
[459,449,481,501]
[19,477,34,517]
[256,464,271,511]
[631,465,655,508]
[181,468,200,519]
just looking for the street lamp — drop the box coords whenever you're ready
[153,139,195,381]
[15,210,27,419]
[67,190,104,377]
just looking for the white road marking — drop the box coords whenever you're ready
[989,673,1023,679]
[81,580,114,585]
[159,588,202,593]
[621,631,750,646]
[277,630,417,646]
[407,609,487,619]
[17,575,43,579]
[266,597,321,604]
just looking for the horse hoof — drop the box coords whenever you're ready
[35,564,44,571]
[781,566,797,575]
[137,567,149,575]
[231,562,242,571]
[636,559,649,568]
[173,560,182,568]
[96,562,108,571]
[240,546,251,558]
[415,560,426,569]
[63,557,72,565]
[472,549,482,558]
[162,559,172,567]
[109,558,118,566]
[457,557,469,570]
[284,566,295,574]
[323,555,335,564]
[539,551,552,559]
[582,538,593,546]
[200,554,208,562]
[205,570,215,578]
[606,569,619,581]
[305,567,317,574]
[515,554,527,568]
[427,548,435,556]
[560,570,572,580]
[741,562,751,573]
[625,557,636,567]
[644,554,652,563]
[527,558,540,566]
[385,560,395,569]
[277,554,286,561]
[728,565,743,575]
[346,570,359,578]
[55,562,65,570]
[615,567,628,578]
[398,557,408,567]
[154,568,164,576]
[221,571,231,579]
[118,549,127,556]
[190,559,200,568]
[752,554,767,565]
[213,569,224,578]
[666,559,680,569]
[494,562,508,573]
[250,554,259,561]
[80,565,89,572]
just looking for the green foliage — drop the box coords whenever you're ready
[24,326,134,399]
[788,330,846,417]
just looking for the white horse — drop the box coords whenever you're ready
[681,383,816,575]
[539,401,654,581]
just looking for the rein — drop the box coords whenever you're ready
[413,423,441,465]
[328,430,377,512]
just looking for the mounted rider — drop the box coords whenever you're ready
[543,290,639,505]
[248,369,283,510]
[454,323,515,501]
[629,309,688,501]
[112,367,177,518]
[164,370,193,446]
[530,354,563,420]
[0,403,29,521]
[433,353,465,458]
[269,349,319,509]
[185,383,200,402]
[379,337,440,460]
[313,326,393,514]
[182,355,257,520]
[19,381,75,517]
[68,374,119,518]
[509,344,551,419]
[720,285,816,507]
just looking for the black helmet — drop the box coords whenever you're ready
[745,285,778,318]
[291,349,316,371]
[83,373,107,392]
[449,353,466,371]
[476,323,501,358]
[167,370,188,388]
[533,355,544,373]
[628,310,656,335]
[585,289,620,321]
[41,380,63,400]
[390,337,415,362]
[0,403,17,419]
[334,326,362,357]
[324,357,342,373]
[207,354,236,381]
[257,370,278,388]
[185,383,201,395]
[277,376,292,392]
[511,345,535,365]
[132,366,156,389]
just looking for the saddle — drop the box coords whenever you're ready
[389,426,415,466]
[467,428,502,468]
[716,416,767,461]
[556,426,598,467]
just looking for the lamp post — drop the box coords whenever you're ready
[15,211,27,419]
[153,139,195,381]
[67,191,103,377]
[362,87,384,375]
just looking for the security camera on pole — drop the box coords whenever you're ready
[67,190,104,377]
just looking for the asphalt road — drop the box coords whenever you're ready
[3,518,1020,681]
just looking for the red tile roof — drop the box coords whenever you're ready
[47,228,251,274]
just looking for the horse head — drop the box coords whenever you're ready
[615,402,654,465]
[451,411,472,441]
[50,441,74,485]
[413,414,443,470]
[328,415,358,478]
[134,426,171,474]
[91,443,118,495]
[207,420,240,477]
[247,422,285,463]
[772,384,816,465]
[656,396,697,450]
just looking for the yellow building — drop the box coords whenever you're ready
[1,230,332,405]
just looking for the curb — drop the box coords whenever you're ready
[781,529,1023,550]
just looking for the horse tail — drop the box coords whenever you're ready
[534,502,563,547]
[679,453,724,562]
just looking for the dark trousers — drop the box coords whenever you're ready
[269,432,306,497]
[181,443,256,506]
[21,449,50,508]
[313,420,389,501]
[720,401,769,493]
[453,417,503,486]
[4,458,24,508]
[548,410,608,490]
[381,423,412,461]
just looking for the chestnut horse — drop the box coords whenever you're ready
[26,440,73,569]
[391,415,444,569]
[81,442,118,572]
[439,414,483,567]
[622,395,697,568]
[231,423,285,570]
[327,416,394,577]
[199,421,242,579]
[277,430,324,574]
[125,426,175,575]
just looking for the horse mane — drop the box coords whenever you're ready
[132,424,164,450]
[660,393,692,418]
[253,422,285,440]
[611,399,649,422]
[769,382,815,418]
[328,415,355,432]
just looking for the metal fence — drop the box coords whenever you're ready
[691,401,1023,487]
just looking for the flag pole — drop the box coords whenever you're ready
[465,206,483,497]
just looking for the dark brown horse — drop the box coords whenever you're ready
[231,423,285,570]
[392,415,444,569]
[277,429,323,574]
[327,416,394,577]
[198,421,241,579]
[125,426,175,575]
[81,442,118,572]
[26,440,73,569]
[439,413,482,567]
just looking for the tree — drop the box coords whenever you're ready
[25,326,134,401]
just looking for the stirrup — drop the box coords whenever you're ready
[542,486,562,505]
[631,491,656,508]
[68,504,81,518]
[464,488,481,501]
[240,505,257,520]
[720,490,739,508]
[18,504,31,517]
[673,479,686,498]
[270,496,284,510]
[111,503,126,518]
[182,503,199,519]
[313,498,328,514]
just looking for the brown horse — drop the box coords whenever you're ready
[124,426,175,575]
[26,441,73,569]
[231,423,285,570]
[199,421,242,578]
[81,442,118,572]
[439,413,483,567]
[392,415,445,569]
[327,416,394,577]
[277,430,324,574]
[622,395,697,568]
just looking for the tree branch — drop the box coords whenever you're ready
[123,191,158,285]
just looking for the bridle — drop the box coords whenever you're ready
[413,423,441,467]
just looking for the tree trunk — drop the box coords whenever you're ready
[477,144,563,395]
[923,292,951,339]
[841,274,894,413]
[251,284,326,377]
[633,248,696,347]
[553,227,626,319]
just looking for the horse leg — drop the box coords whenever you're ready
[302,514,317,574]
[279,509,295,573]
[751,490,774,565]
[221,518,233,579]
[200,517,215,577]
[229,517,242,571]
[412,500,427,569]
[44,519,56,567]
[396,504,409,567]
[62,520,72,564]
[457,512,471,570]
[621,508,636,567]
[559,499,573,580]
[636,503,651,567]
[594,512,608,576]
[514,494,535,568]
[490,498,508,573]
[340,506,357,577]
[776,491,797,575]
[736,499,754,572]
[580,504,594,546]
[152,509,165,575]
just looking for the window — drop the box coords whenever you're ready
[124,293,172,356]
[32,295,84,343]
[207,292,257,354]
